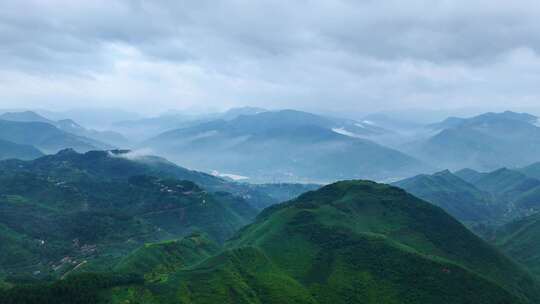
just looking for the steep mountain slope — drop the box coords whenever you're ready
[0,139,43,161]
[79,181,540,304]
[0,149,318,281]
[112,107,268,140]
[0,149,304,210]
[241,183,321,209]
[225,181,540,302]
[496,213,540,277]
[0,111,129,147]
[471,169,540,216]
[0,164,257,280]
[55,119,129,147]
[0,119,109,153]
[519,162,540,180]
[0,149,314,279]
[454,168,486,184]
[114,233,220,281]
[5,180,540,303]
[393,170,499,224]
[473,168,540,196]
[144,110,427,183]
[410,111,540,171]
[453,168,540,220]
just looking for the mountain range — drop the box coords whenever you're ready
[0,119,110,154]
[393,170,500,225]
[143,109,428,183]
[7,108,540,185]
[6,108,540,303]
[4,180,540,303]
[0,111,129,147]
[112,107,268,140]
[0,149,318,282]
[409,111,540,171]
[0,139,43,161]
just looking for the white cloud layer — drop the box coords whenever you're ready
[1,0,540,114]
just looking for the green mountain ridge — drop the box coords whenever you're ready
[496,212,540,278]
[222,181,540,303]
[114,233,220,282]
[0,148,297,210]
[397,166,540,229]
[393,170,499,224]
[0,149,320,282]
[13,180,537,304]
[0,151,262,281]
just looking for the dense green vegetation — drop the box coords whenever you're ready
[393,170,500,225]
[0,149,318,282]
[0,150,259,281]
[218,181,540,303]
[496,213,540,277]
[0,148,294,210]
[114,233,220,282]
[2,272,144,304]
[6,149,540,303]
[396,165,540,281]
[464,168,540,219]
[16,180,534,304]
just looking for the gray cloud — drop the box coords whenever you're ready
[1,0,540,115]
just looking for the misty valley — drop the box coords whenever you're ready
[4,1,540,302]
[2,108,540,303]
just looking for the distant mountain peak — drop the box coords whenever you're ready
[429,111,539,131]
[434,169,453,175]
[473,111,538,124]
[56,148,78,155]
[56,118,84,130]
[0,110,53,123]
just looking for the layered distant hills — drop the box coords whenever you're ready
[142,110,428,183]
[133,109,540,182]
[0,139,43,161]
[0,111,128,147]
[395,164,540,227]
[113,106,268,139]
[0,111,119,156]
[393,170,500,225]
[0,119,106,154]
[6,108,540,184]
[6,108,540,303]
[408,111,540,171]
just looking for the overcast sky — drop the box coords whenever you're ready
[1,0,540,116]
